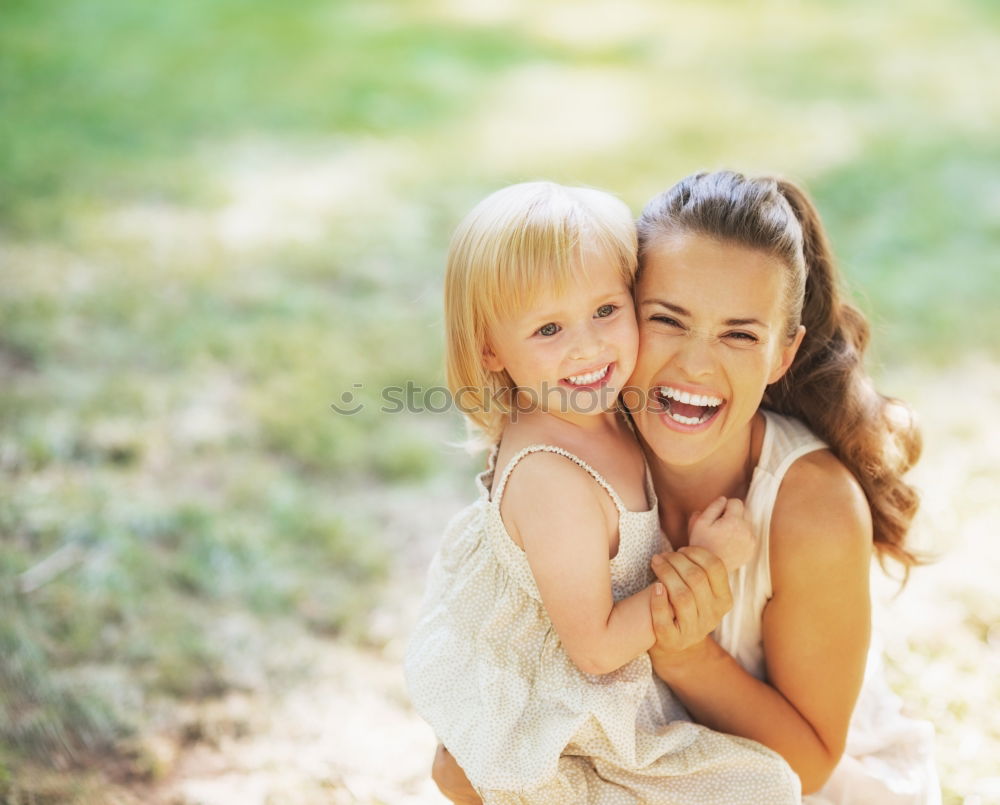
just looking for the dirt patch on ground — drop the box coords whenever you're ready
[130,639,440,805]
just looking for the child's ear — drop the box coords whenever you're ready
[482,344,504,373]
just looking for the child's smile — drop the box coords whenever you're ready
[561,361,615,390]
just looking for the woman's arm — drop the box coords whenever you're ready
[502,452,657,676]
[649,451,872,793]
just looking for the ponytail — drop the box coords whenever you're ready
[768,180,923,574]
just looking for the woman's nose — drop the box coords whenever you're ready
[673,331,714,377]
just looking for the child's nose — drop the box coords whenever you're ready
[569,325,601,360]
[570,322,602,361]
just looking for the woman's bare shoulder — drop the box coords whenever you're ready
[770,449,873,576]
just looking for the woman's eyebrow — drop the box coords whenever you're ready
[640,299,689,315]
[725,317,769,328]
[641,299,768,328]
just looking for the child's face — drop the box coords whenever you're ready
[484,246,638,423]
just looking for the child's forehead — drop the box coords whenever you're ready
[500,258,630,320]
[477,228,634,326]
[540,255,626,296]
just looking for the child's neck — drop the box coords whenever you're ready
[501,407,636,466]
[500,407,648,513]
[530,407,624,439]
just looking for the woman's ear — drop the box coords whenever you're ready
[768,325,805,384]
[482,344,504,373]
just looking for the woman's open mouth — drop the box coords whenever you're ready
[560,363,614,391]
[652,384,724,428]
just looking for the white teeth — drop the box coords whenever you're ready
[566,364,610,385]
[657,385,723,407]
[670,413,708,425]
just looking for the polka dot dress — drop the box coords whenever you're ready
[404,444,801,804]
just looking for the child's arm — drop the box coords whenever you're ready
[688,496,756,572]
[501,453,657,676]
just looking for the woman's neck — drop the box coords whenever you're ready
[647,413,765,548]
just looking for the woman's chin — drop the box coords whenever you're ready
[635,408,723,466]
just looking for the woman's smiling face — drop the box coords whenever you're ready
[627,232,804,468]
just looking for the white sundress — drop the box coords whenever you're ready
[718,409,941,804]
[405,443,801,804]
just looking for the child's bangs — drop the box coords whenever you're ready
[453,180,638,344]
[479,228,582,325]
[582,219,639,290]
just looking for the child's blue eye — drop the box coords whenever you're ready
[537,323,560,337]
[595,304,616,318]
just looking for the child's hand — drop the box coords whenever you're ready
[687,496,755,572]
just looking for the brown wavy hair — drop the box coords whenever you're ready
[637,170,923,574]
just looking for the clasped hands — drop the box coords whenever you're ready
[649,494,748,672]
[647,544,734,675]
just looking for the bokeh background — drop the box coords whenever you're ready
[3,1,999,802]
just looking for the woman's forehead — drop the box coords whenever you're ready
[639,234,788,316]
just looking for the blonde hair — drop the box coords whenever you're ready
[445,181,637,446]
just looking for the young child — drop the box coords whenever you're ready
[404,182,800,803]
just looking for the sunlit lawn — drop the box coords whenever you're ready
[2,0,999,801]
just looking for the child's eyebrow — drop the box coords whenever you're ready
[641,299,768,328]
[533,288,632,318]
[589,287,632,303]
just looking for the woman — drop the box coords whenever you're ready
[432,171,939,803]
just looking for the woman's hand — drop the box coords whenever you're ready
[431,744,482,805]
[648,545,733,677]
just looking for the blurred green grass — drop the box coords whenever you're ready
[2,0,999,800]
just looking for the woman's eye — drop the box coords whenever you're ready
[650,315,682,328]
[595,304,616,318]
[725,331,759,344]
[537,322,560,337]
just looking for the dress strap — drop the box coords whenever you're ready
[492,444,627,515]
[485,442,500,474]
